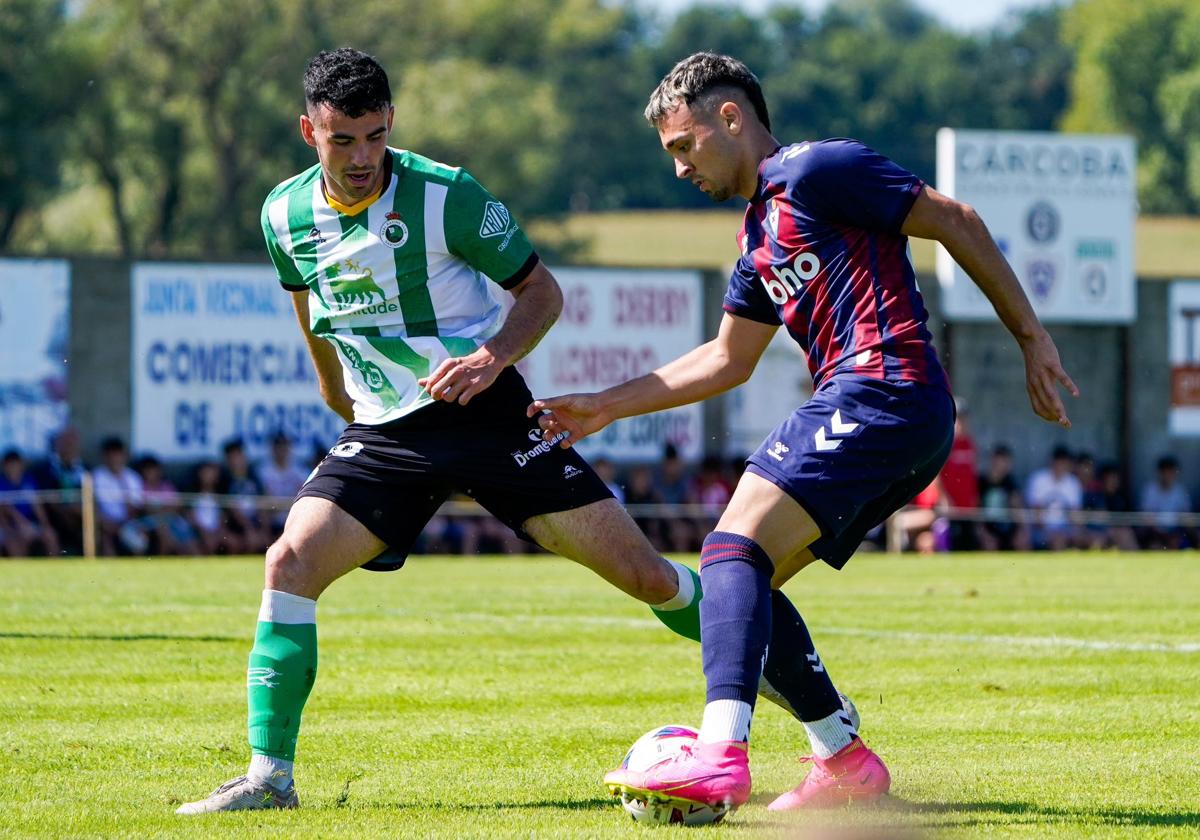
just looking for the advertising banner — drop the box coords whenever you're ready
[132,263,343,460]
[520,268,704,462]
[936,129,1136,323]
[0,259,70,455]
[1168,280,1200,436]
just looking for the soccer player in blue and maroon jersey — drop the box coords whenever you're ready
[530,52,1077,817]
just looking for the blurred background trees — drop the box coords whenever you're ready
[2,0,1197,257]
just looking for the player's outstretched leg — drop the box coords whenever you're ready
[605,531,771,812]
[177,498,384,815]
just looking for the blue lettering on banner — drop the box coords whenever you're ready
[174,402,210,448]
[143,278,197,314]
[204,281,280,316]
[146,342,313,386]
[233,403,344,452]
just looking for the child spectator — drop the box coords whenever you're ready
[190,461,241,555]
[1083,462,1138,550]
[221,439,269,554]
[938,404,979,550]
[1139,455,1194,549]
[257,433,310,537]
[92,437,146,556]
[0,449,60,557]
[135,455,199,556]
[32,426,87,553]
[976,444,1029,551]
[1026,445,1083,550]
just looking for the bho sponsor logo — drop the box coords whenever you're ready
[761,251,821,304]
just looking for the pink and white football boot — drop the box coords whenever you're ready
[767,738,890,811]
[605,740,751,813]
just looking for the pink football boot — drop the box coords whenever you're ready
[767,738,890,811]
[605,740,751,812]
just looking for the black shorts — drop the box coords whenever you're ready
[297,367,613,571]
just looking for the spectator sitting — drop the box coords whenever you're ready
[938,403,979,550]
[1139,455,1194,549]
[32,426,87,553]
[135,456,198,556]
[257,433,310,537]
[624,464,667,551]
[92,437,146,556]
[976,444,1029,551]
[190,461,241,555]
[1083,462,1138,550]
[0,449,60,557]
[897,479,944,554]
[689,454,733,538]
[655,443,696,552]
[1025,444,1083,551]
[221,439,269,554]
[593,457,624,504]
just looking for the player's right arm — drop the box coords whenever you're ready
[291,291,354,423]
[900,186,1079,428]
[528,312,776,447]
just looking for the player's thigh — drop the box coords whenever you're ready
[267,496,387,598]
[716,470,823,576]
[522,498,676,602]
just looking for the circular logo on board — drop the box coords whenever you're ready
[1026,201,1060,244]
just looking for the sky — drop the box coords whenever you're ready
[647,0,1059,31]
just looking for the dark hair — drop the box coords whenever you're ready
[223,438,245,456]
[1051,444,1072,461]
[991,443,1012,458]
[304,48,391,118]
[1157,454,1180,471]
[2,448,21,463]
[645,52,771,131]
[101,436,126,453]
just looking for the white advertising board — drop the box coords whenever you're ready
[724,329,812,457]
[0,259,70,455]
[936,129,1136,323]
[520,268,704,462]
[132,263,344,460]
[1168,280,1200,436]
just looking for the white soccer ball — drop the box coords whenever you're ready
[615,725,729,826]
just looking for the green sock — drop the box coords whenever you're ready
[247,590,318,761]
[650,560,702,642]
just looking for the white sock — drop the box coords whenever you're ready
[248,753,294,791]
[651,560,697,610]
[802,709,857,759]
[258,588,317,623]
[698,699,753,744]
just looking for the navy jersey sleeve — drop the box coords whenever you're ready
[723,254,781,325]
[793,139,924,233]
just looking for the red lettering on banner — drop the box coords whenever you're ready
[561,286,592,325]
[551,345,658,387]
[613,286,690,326]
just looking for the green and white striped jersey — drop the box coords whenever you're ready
[261,148,537,424]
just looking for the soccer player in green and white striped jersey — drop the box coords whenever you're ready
[175,48,707,815]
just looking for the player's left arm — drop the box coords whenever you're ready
[901,186,1079,428]
[419,261,562,405]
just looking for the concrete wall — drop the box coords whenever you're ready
[68,258,133,459]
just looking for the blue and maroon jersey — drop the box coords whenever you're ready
[724,139,949,392]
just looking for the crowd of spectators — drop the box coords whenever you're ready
[0,424,1196,558]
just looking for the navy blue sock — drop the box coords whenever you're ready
[699,531,773,706]
[762,589,842,721]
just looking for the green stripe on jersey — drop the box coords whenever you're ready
[391,179,438,336]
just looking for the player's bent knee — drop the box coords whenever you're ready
[263,536,321,598]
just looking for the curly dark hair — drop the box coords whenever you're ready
[645,52,770,131]
[304,48,392,117]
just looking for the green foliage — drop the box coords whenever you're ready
[1,553,1198,837]
[1064,0,1200,213]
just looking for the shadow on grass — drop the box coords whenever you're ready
[0,632,239,643]
[888,798,1200,829]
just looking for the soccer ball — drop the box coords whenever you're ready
[614,725,729,826]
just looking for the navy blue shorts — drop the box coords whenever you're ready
[297,367,613,571]
[745,375,955,570]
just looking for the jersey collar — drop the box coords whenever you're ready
[322,151,395,216]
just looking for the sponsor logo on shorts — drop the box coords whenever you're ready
[512,430,567,467]
[331,441,364,458]
[563,465,583,479]
[767,441,790,461]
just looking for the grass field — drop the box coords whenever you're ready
[1,552,1198,839]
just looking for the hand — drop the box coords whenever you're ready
[526,393,610,448]
[1020,330,1079,428]
[418,348,504,405]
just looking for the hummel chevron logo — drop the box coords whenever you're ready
[247,667,281,688]
[780,143,811,162]
[814,410,860,451]
[806,652,825,673]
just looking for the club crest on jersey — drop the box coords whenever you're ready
[479,201,511,238]
[380,212,409,249]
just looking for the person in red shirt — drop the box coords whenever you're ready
[938,403,979,550]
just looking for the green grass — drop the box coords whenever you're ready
[1,552,1198,838]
